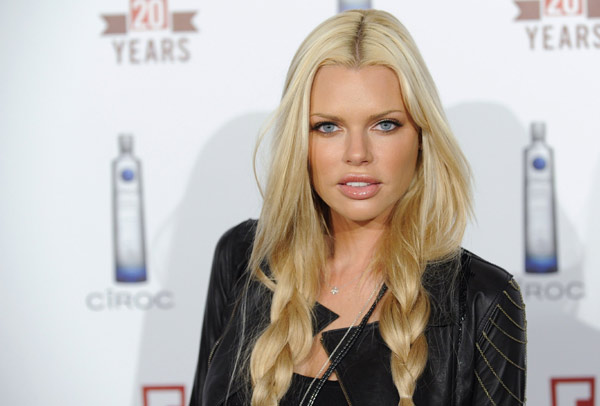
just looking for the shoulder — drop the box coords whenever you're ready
[460,249,524,338]
[461,249,514,304]
[424,249,515,326]
[210,219,258,290]
[216,218,257,250]
[213,219,257,265]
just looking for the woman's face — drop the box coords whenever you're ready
[309,65,420,226]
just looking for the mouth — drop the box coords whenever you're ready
[337,175,381,200]
[343,181,376,187]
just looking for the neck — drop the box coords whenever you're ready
[328,214,387,274]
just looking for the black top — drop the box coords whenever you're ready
[220,374,348,406]
[280,374,348,406]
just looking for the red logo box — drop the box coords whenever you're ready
[551,377,595,406]
[142,385,185,406]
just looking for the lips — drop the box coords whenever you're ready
[338,175,381,200]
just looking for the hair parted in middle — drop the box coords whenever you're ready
[246,9,472,406]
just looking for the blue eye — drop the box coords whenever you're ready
[375,120,399,132]
[313,122,339,133]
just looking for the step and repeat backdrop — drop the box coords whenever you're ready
[1,0,599,405]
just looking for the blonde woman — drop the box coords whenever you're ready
[190,9,526,406]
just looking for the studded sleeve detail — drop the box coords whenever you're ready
[473,278,527,405]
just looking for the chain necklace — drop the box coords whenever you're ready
[327,267,370,295]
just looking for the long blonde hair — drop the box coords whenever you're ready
[247,9,471,405]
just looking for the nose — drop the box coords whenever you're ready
[343,130,372,165]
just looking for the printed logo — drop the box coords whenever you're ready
[85,288,174,311]
[551,377,595,406]
[143,385,185,406]
[513,0,600,50]
[518,279,585,301]
[100,0,198,64]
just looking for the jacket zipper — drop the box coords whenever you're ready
[320,336,353,406]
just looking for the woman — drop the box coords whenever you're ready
[190,9,526,406]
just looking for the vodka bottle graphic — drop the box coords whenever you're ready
[112,134,147,282]
[338,0,371,12]
[524,122,558,273]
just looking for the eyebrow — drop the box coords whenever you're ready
[309,109,405,121]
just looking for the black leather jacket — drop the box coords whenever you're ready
[190,220,527,405]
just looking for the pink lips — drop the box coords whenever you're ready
[337,175,381,200]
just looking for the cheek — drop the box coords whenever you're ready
[308,137,317,181]
[385,141,420,186]
[402,147,419,173]
[308,137,333,186]
[308,139,324,197]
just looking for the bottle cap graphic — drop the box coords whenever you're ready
[531,122,546,141]
[339,0,372,11]
[119,134,134,154]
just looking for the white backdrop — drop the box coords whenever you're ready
[1,1,599,405]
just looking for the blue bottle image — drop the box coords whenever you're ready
[339,0,371,12]
[524,122,558,273]
[112,134,147,282]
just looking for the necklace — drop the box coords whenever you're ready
[327,267,369,295]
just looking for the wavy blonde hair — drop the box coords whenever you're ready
[246,9,471,406]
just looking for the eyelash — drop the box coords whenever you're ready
[311,121,338,133]
[374,119,402,131]
[311,119,402,133]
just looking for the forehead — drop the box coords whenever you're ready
[310,65,404,113]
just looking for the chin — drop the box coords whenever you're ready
[333,206,393,225]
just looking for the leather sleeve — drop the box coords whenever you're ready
[472,278,527,405]
[189,220,256,406]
